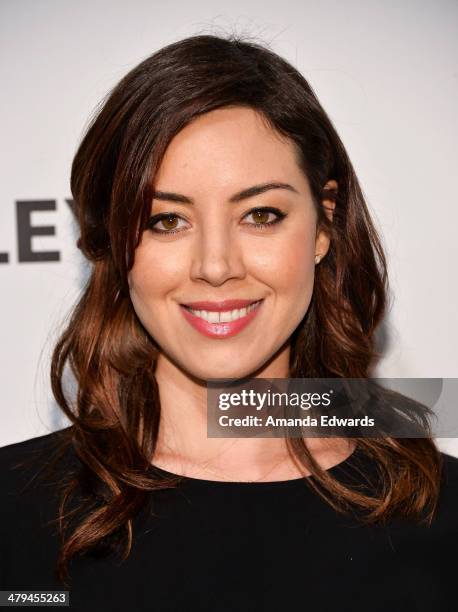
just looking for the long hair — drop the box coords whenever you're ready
[48,33,442,584]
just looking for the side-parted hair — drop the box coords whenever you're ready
[47,34,442,584]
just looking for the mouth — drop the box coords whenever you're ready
[182,299,263,320]
[180,298,262,312]
[179,299,264,338]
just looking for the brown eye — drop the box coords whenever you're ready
[251,210,270,224]
[161,215,179,230]
[242,207,287,230]
[146,206,287,235]
[147,213,188,234]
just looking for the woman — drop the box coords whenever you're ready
[1,34,457,611]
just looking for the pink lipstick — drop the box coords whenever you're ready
[179,299,264,338]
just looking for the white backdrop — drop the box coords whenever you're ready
[1,0,457,454]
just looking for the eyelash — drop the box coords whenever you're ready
[146,207,288,235]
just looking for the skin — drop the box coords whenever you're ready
[128,106,353,480]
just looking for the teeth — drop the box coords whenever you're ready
[187,301,261,323]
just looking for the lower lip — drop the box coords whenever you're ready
[179,300,264,338]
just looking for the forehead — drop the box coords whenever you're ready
[153,106,304,192]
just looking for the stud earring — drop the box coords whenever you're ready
[314,254,322,264]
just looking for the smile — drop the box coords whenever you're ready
[179,299,264,338]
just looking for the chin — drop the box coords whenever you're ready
[188,362,260,383]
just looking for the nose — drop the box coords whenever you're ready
[189,215,247,286]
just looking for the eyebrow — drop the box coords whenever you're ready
[151,182,299,204]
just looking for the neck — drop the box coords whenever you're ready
[150,351,353,481]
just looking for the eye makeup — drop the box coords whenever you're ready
[146,206,288,235]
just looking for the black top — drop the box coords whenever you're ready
[1,428,458,612]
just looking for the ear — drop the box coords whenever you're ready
[314,179,337,263]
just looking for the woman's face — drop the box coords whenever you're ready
[128,106,334,380]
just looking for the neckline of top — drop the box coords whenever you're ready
[149,447,359,487]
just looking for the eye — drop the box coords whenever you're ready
[242,207,287,230]
[146,206,288,235]
[146,213,188,234]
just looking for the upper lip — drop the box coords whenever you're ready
[181,299,263,312]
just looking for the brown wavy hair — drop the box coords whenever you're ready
[47,33,442,585]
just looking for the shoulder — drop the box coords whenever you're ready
[439,451,458,486]
[0,427,76,517]
[435,451,458,517]
[0,427,72,458]
[0,426,74,472]
[385,451,458,534]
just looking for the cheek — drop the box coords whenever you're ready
[127,269,152,327]
[127,252,170,326]
[128,245,182,302]
[252,226,315,299]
